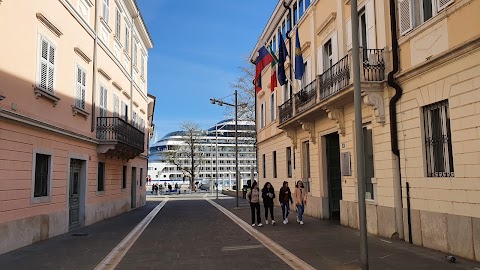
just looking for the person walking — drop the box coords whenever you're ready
[279,181,293,224]
[262,182,275,225]
[247,181,262,227]
[294,180,307,225]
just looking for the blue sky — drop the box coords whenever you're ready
[136,0,278,141]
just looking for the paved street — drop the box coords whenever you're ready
[0,192,479,270]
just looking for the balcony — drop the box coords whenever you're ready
[278,48,386,129]
[96,117,145,160]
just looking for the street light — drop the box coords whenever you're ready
[210,90,246,207]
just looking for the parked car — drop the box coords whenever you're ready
[179,184,191,194]
[199,183,210,191]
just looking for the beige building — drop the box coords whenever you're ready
[0,0,155,254]
[252,0,480,261]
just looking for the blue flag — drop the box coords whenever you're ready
[294,28,305,80]
[277,32,289,86]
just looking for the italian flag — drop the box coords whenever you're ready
[268,46,279,93]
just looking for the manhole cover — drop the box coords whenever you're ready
[71,233,89,236]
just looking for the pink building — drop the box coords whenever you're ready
[0,0,155,254]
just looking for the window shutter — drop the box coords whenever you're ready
[437,0,454,11]
[346,18,352,51]
[113,94,119,117]
[317,47,323,74]
[47,45,55,92]
[121,101,126,119]
[398,0,414,35]
[81,70,86,109]
[75,66,86,109]
[365,0,377,49]
[40,39,49,90]
[331,31,339,63]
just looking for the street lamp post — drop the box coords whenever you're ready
[210,90,245,207]
[215,124,219,199]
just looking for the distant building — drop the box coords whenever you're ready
[0,0,155,254]
[252,0,480,261]
[148,119,257,189]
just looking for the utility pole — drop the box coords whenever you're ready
[351,0,369,269]
[234,90,239,208]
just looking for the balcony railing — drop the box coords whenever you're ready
[319,54,350,100]
[295,80,317,114]
[362,48,385,81]
[96,117,145,152]
[279,98,293,124]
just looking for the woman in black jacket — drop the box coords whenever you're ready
[262,182,275,225]
[278,181,293,224]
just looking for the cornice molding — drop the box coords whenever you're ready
[112,81,123,91]
[133,101,139,107]
[98,68,111,81]
[315,12,337,36]
[74,47,91,63]
[122,90,131,99]
[36,13,63,37]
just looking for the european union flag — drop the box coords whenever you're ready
[277,32,288,86]
[294,28,305,80]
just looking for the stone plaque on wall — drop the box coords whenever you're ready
[341,152,351,176]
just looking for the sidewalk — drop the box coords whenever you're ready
[215,195,480,270]
[0,201,160,270]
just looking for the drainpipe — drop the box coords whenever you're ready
[91,0,99,132]
[387,0,404,240]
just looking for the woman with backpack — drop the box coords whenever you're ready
[294,180,307,225]
[278,181,293,224]
[262,182,275,225]
[247,181,262,227]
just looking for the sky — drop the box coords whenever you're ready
[136,0,278,142]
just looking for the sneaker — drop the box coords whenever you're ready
[297,217,300,223]
[265,220,269,225]
[252,224,255,227]
[258,223,263,227]
[286,219,289,224]
[300,221,304,225]
[271,220,275,225]
[283,220,287,224]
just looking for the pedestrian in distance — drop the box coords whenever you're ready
[168,184,172,193]
[247,181,263,227]
[279,181,293,224]
[294,180,307,225]
[262,182,275,225]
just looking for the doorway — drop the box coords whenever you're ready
[325,133,342,219]
[131,167,137,209]
[69,159,83,230]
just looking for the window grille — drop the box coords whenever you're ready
[34,154,50,197]
[423,100,454,177]
[98,162,105,191]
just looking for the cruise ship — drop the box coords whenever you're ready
[147,119,257,190]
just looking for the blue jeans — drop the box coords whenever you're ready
[296,204,304,221]
[281,202,290,220]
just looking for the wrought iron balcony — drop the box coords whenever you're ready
[362,48,385,81]
[96,117,145,159]
[319,54,350,100]
[279,98,293,124]
[295,80,317,114]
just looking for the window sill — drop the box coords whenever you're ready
[133,65,139,73]
[114,36,123,48]
[96,190,106,196]
[34,86,61,106]
[100,17,112,33]
[140,76,146,83]
[72,105,90,119]
[32,196,51,204]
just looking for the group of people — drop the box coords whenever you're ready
[246,180,307,227]
[151,183,179,195]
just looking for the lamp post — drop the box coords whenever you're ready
[210,90,246,207]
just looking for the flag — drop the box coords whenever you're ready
[294,28,305,80]
[268,46,278,93]
[255,46,274,93]
[277,33,289,86]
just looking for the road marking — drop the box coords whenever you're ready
[206,198,315,270]
[221,245,264,251]
[380,254,393,259]
[380,239,392,244]
[93,199,169,270]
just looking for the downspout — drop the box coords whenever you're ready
[387,0,404,240]
[284,1,293,100]
[91,0,99,132]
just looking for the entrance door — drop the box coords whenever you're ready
[131,167,137,209]
[69,159,82,230]
[326,133,342,219]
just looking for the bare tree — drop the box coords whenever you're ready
[165,122,204,190]
[225,56,255,122]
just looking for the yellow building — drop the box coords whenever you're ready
[252,0,480,261]
[0,0,155,254]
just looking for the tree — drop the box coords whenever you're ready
[165,122,204,191]
[225,56,255,122]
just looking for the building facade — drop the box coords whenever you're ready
[0,0,155,254]
[148,119,257,190]
[252,0,480,261]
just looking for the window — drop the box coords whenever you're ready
[421,0,433,22]
[125,25,130,54]
[423,100,454,177]
[323,40,333,70]
[99,86,107,117]
[302,141,310,192]
[273,34,277,52]
[293,3,298,24]
[122,165,127,189]
[121,101,128,121]
[273,151,277,178]
[363,126,375,200]
[262,154,266,178]
[132,111,138,128]
[75,65,86,110]
[299,0,304,18]
[359,10,368,50]
[97,162,105,191]
[102,0,109,22]
[141,54,145,78]
[38,36,56,93]
[270,92,276,122]
[115,8,121,40]
[113,93,119,117]
[305,0,311,9]
[286,13,291,32]
[34,153,51,197]
[133,42,137,67]
[286,147,292,178]
[260,102,266,128]
[398,0,453,35]
[139,168,143,186]
[282,21,286,39]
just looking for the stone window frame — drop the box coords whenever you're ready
[31,149,54,204]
